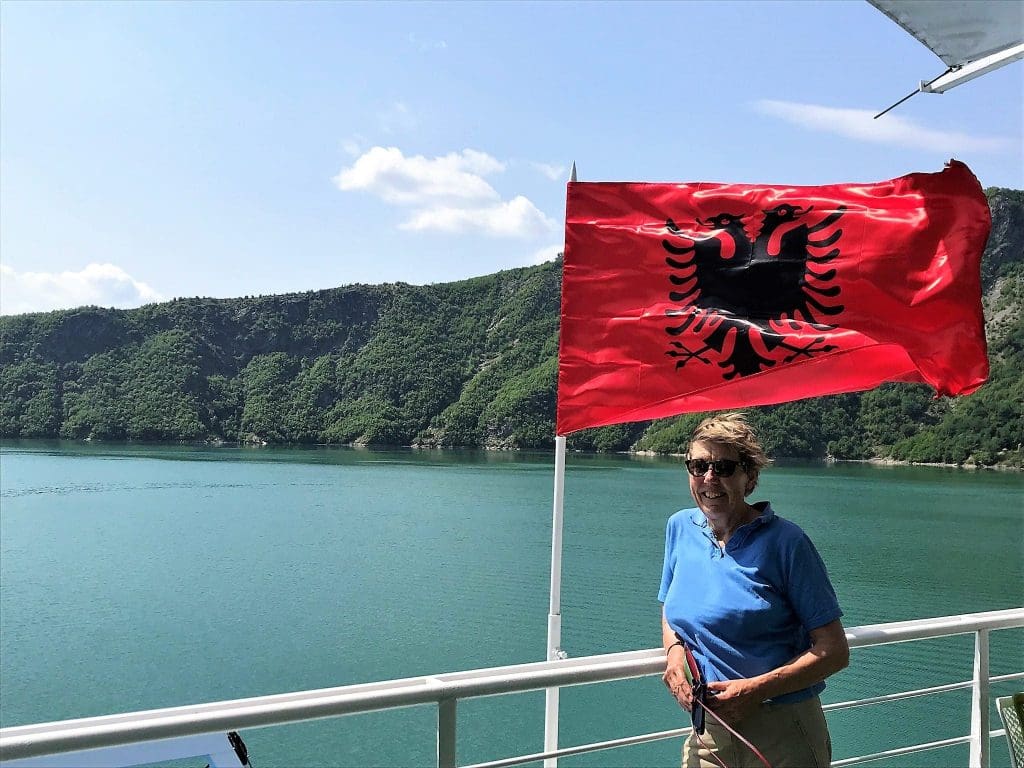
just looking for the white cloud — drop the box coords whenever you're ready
[752,99,1013,154]
[399,196,556,238]
[528,243,563,264]
[531,161,566,181]
[335,146,554,239]
[334,146,503,205]
[0,263,162,316]
[378,101,418,135]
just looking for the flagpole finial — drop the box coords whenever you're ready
[569,162,577,182]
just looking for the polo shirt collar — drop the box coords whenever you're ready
[690,502,775,552]
[689,501,774,529]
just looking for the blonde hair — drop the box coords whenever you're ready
[689,411,770,473]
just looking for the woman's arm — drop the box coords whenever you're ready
[662,609,693,711]
[704,619,849,722]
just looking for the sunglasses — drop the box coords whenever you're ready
[684,458,746,477]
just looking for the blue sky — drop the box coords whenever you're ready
[2,0,1021,315]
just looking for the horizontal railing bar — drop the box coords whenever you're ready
[830,735,971,766]
[820,670,1024,713]
[2,650,668,742]
[462,725,691,768]
[824,679,973,710]
[2,651,667,741]
[831,728,1010,767]
[991,672,1024,683]
[832,729,1005,767]
[464,668,1024,768]
[0,656,667,760]
[844,608,1024,648]
[466,724,1014,768]
[1,608,1021,762]
[465,685,1024,768]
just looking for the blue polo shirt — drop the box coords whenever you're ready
[659,502,842,704]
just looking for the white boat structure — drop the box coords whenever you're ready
[0,608,1022,767]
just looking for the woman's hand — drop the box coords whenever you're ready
[705,678,762,723]
[663,645,693,711]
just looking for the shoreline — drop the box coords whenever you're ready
[837,457,1021,471]
[2,437,1020,471]
[602,450,1022,472]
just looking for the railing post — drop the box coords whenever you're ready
[544,686,560,768]
[438,698,457,768]
[969,629,990,768]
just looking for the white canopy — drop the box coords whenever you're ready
[869,0,1024,95]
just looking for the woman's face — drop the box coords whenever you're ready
[687,440,757,522]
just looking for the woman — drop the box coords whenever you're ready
[659,412,849,768]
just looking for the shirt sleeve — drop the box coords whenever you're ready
[783,532,843,632]
[658,516,676,603]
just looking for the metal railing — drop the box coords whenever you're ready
[1,608,1022,768]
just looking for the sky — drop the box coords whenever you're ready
[1,0,1022,315]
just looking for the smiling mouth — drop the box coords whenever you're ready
[701,491,726,500]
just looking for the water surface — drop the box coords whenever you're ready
[1,443,1021,766]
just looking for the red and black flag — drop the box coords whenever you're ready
[556,161,990,435]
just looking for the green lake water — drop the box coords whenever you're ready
[1,442,1021,767]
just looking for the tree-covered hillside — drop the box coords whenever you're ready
[2,189,1021,466]
[1,266,562,448]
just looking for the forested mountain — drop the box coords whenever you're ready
[2,189,1021,466]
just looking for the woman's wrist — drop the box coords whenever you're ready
[748,670,781,701]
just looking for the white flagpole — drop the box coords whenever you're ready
[543,161,576,768]
[543,435,567,768]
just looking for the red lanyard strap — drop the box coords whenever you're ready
[701,698,773,768]
[680,642,773,768]
[683,645,707,735]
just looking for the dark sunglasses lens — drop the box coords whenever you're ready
[686,459,740,477]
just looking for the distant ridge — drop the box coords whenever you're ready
[2,188,1021,466]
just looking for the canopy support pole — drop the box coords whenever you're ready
[544,435,567,768]
[876,42,1024,118]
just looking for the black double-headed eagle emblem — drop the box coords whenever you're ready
[662,204,847,379]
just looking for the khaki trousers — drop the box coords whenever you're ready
[682,696,832,768]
